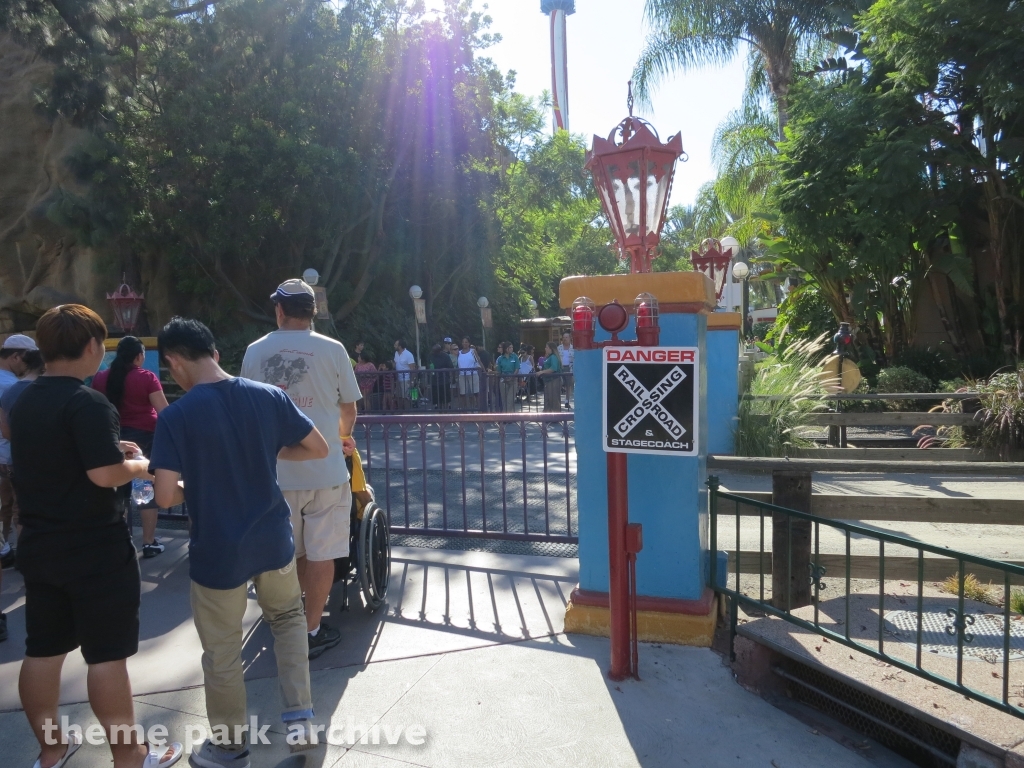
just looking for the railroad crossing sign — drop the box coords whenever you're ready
[603,346,699,456]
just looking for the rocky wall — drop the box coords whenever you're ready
[0,33,97,332]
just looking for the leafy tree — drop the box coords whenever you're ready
[655,205,698,272]
[768,281,838,346]
[2,0,619,347]
[769,69,967,360]
[861,0,1024,362]
[488,96,615,335]
[632,0,850,137]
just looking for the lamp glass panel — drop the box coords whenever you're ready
[623,159,642,237]
[714,269,728,299]
[596,167,625,252]
[645,157,672,233]
[609,163,631,238]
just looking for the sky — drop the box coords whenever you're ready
[472,0,750,208]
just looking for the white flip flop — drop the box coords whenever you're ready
[31,730,81,768]
[143,742,184,768]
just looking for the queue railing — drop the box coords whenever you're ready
[708,475,1024,719]
[354,368,573,414]
[355,413,577,543]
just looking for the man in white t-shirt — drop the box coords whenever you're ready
[393,339,417,409]
[241,279,362,659]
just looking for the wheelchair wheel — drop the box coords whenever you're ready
[357,501,390,610]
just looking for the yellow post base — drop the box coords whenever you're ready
[563,595,718,647]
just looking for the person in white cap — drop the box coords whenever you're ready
[0,334,35,587]
[241,279,362,660]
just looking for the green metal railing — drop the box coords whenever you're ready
[708,475,1024,720]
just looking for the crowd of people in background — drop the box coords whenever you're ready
[343,331,575,413]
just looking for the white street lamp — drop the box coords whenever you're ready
[300,268,324,326]
[731,258,751,337]
[720,236,740,257]
[477,296,489,350]
[528,299,538,318]
[409,285,424,366]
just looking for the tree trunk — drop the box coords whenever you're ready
[771,77,790,141]
[985,179,1016,362]
[926,271,968,360]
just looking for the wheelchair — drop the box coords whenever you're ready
[333,455,391,611]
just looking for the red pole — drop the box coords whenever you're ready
[607,451,630,680]
[626,522,643,680]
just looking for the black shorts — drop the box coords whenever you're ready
[19,528,141,664]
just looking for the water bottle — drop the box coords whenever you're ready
[132,478,155,505]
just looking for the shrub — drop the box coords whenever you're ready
[933,367,1023,459]
[736,335,832,457]
[891,347,954,388]
[876,366,933,394]
[974,369,1024,460]
[1011,589,1024,615]
[940,573,996,605]
[750,321,774,340]
[876,366,933,411]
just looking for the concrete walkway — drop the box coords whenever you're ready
[1,633,893,768]
[0,530,892,768]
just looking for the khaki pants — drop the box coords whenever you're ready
[189,561,312,745]
[500,379,517,413]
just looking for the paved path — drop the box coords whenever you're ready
[0,531,892,768]
[0,635,890,768]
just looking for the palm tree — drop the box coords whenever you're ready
[632,0,847,138]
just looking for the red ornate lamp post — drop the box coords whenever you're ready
[106,278,145,334]
[574,85,684,682]
[585,84,685,274]
[690,238,732,302]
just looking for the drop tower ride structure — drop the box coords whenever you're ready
[541,0,575,132]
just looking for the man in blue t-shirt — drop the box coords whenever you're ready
[150,318,328,768]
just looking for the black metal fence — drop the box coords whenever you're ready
[708,475,1024,720]
[354,369,574,414]
[158,413,578,544]
[355,414,577,543]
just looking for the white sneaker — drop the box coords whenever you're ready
[191,739,249,768]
